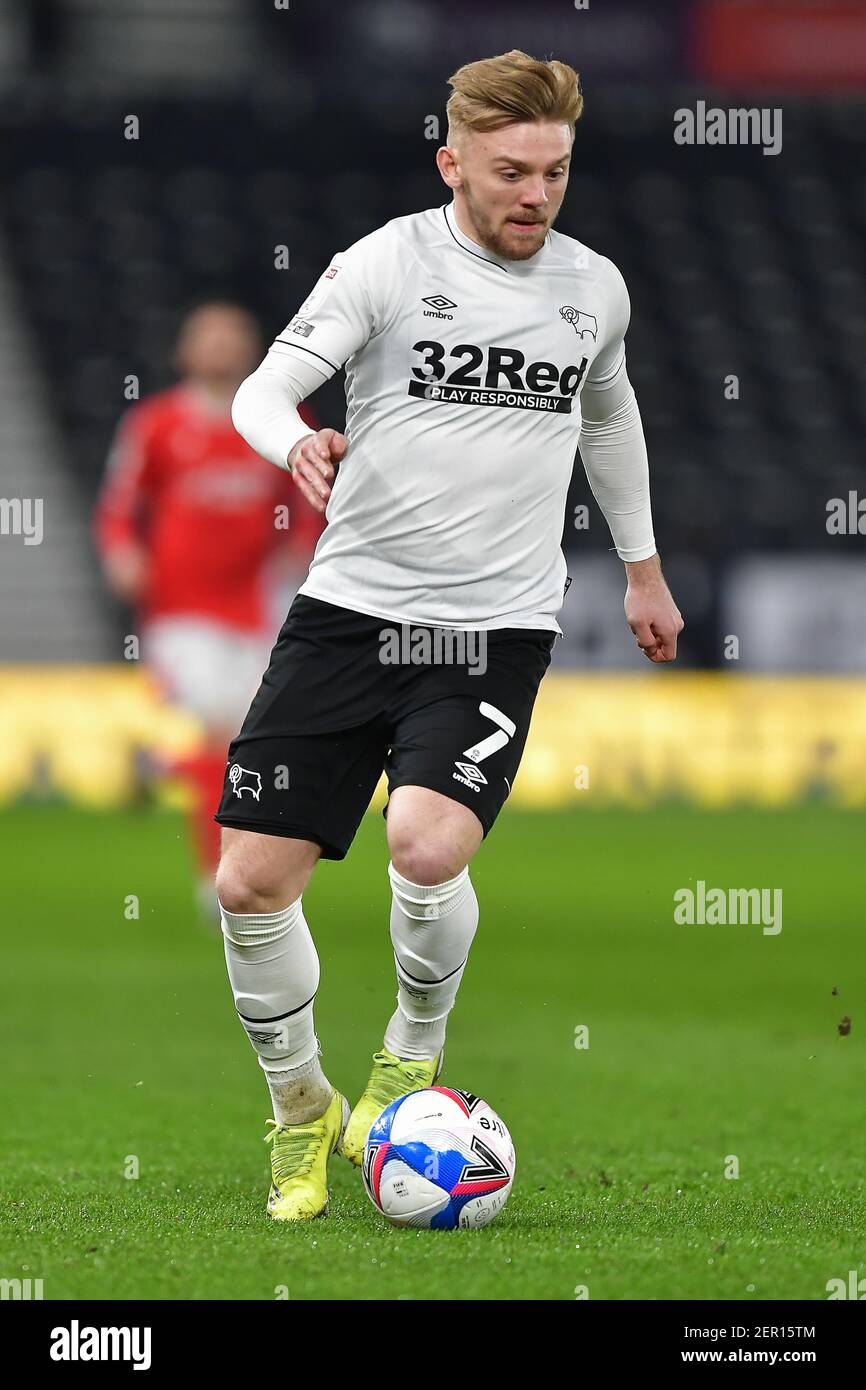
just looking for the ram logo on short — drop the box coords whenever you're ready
[228,764,263,800]
[559,306,598,340]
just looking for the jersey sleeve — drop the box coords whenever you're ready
[269,402,327,558]
[269,224,399,376]
[578,258,657,563]
[231,350,332,470]
[93,403,159,556]
[585,256,630,387]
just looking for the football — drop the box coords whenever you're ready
[361,1086,515,1229]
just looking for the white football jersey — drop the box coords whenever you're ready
[270,199,652,631]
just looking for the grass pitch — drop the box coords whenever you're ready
[1,802,864,1300]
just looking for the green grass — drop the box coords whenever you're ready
[1,803,864,1300]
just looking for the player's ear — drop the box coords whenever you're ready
[435,144,460,188]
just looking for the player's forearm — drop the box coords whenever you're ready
[232,351,329,470]
[578,367,656,563]
[93,496,139,559]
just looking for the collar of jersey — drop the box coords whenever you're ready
[442,200,549,273]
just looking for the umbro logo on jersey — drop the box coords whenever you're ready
[559,306,598,340]
[453,760,487,792]
[422,294,457,320]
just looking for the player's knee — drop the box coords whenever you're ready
[214,860,267,915]
[389,836,467,887]
[215,828,323,917]
[215,844,317,915]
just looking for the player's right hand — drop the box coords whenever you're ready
[287,428,347,514]
[103,543,149,604]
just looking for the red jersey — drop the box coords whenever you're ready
[94,384,323,632]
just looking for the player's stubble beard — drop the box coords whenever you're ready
[460,179,558,263]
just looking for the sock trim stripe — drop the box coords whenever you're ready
[394,953,468,987]
[388,862,470,902]
[236,993,316,1026]
[218,898,303,943]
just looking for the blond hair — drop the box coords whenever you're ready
[446,49,583,146]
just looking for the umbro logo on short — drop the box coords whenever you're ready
[453,760,487,792]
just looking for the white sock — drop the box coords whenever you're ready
[219,897,332,1124]
[384,863,479,1060]
[265,1051,332,1126]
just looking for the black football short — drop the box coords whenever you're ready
[214,594,555,859]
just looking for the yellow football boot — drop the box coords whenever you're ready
[264,1089,350,1221]
[341,1048,443,1167]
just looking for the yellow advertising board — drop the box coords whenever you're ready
[0,667,863,808]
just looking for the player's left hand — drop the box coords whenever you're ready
[623,555,684,663]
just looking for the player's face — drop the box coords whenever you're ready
[177,307,262,388]
[451,121,572,262]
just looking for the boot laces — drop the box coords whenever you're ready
[366,1052,436,1112]
[264,1115,328,1186]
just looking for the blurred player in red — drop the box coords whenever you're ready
[94,302,323,919]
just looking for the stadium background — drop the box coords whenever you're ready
[2,0,865,1302]
[2,0,865,812]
